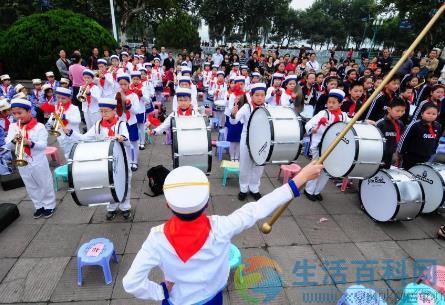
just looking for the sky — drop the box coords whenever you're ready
[291,0,315,10]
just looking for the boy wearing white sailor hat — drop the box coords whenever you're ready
[97,58,116,99]
[45,71,60,90]
[123,163,322,305]
[6,98,56,218]
[266,72,286,106]
[79,69,102,129]
[172,76,198,110]
[120,51,134,73]
[63,96,133,220]
[280,74,299,108]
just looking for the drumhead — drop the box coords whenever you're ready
[172,116,211,173]
[110,141,128,203]
[360,170,398,222]
[247,107,272,165]
[320,122,357,177]
[409,163,445,213]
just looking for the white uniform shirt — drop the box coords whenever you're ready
[123,184,294,305]
[119,92,143,125]
[224,93,251,117]
[229,102,261,136]
[266,87,286,106]
[81,84,102,114]
[279,91,295,108]
[98,73,117,99]
[153,110,198,135]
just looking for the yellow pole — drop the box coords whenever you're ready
[261,4,445,234]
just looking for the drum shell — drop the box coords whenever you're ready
[171,116,212,173]
[247,106,303,166]
[360,168,425,222]
[321,122,384,179]
[409,163,445,213]
[68,141,128,206]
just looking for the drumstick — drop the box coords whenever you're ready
[261,4,445,234]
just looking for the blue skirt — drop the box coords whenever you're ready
[225,115,243,143]
[127,123,139,141]
[136,113,146,124]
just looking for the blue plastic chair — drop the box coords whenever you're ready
[222,167,240,186]
[229,244,242,270]
[77,238,118,286]
[218,128,226,141]
[53,164,68,192]
[216,141,230,161]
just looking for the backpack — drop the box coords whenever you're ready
[145,165,170,197]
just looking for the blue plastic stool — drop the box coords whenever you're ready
[77,238,118,286]
[216,141,230,160]
[222,167,240,186]
[218,128,226,141]
[53,164,68,192]
[229,244,242,270]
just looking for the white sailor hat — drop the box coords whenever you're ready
[163,166,210,214]
[212,64,219,69]
[217,70,225,76]
[177,75,191,84]
[283,75,298,85]
[14,84,25,93]
[234,75,245,83]
[176,87,192,97]
[60,77,70,84]
[229,76,236,82]
[181,67,192,75]
[82,69,95,78]
[130,71,142,78]
[153,57,161,62]
[251,72,261,78]
[110,55,120,61]
[98,97,117,109]
[121,51,129,57]
[117,73,131,83]
[181,61,188,66]
[10,98,32,110]
[13,92,27,99]
[143,62,152,68]
[272,72,284,80]
[97,58,108,65]
[204,62,211,66]
[41,84,52,91]
[328,88,345,101]
[45,71,55,77]
[240,65,249,70]
[0,74,10,81]
[0,100,11,111]
[139,67,147,73]
[233,62,240,67]
[32,78,42,85]
[55,87,72,97]
[250,82,267,93]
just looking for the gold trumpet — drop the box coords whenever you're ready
[12,120,28,167]
[77,83,89,103]
[49,109,66,137]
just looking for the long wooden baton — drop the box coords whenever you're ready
[261,4,445,234]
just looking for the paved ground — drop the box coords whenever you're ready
[1,103,445,305]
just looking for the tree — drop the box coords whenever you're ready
[155,12,200,51]
[269,7,302,47]
[0,9,117,78]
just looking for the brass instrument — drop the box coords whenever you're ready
[12,120,28,167]
[77,81,90,103]
[49,106,66,137]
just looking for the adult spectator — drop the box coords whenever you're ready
[247,52,260,72]
[163,52,175,71]
[359,57,370,75]
[159,47,168,65]
[103,49,111,65]
[56,49,71,78]
[426,49,439,74]
[72,50,87,67]
[88,47,99,70]
[146,47,160,63]
[397,50,414,77]
[68,53,86,111]
[239,50,248,66]
[377,48,393,75]
[212,48,224,67]
[192,53,203,73]
[306,53,320,72]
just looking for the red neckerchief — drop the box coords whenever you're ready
[86,83,95,106]
[0,113,10,131]
[123,90,133,120]
[348,98,357,117]
[100,116,118,137]
[285,88,293,96]
[34,89,40,99]
[317,117,328,128]
[40,96,55,113]
[274,87,282,105]
[330,108,342,122]
[133,64,138,71]
[177,106,193,116]
[99,77,105,88]
[2,85,9,93]
[390,118,401,143]
[427,122,437,138]
[49,81,55,88]
[56,101,71,125]
[19,118,38,157]
[110,66,118,80]
[164,214,211,263]
[130,83,143,98]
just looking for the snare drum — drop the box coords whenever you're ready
[320,122,384,179]
[360,168,424,222]
[213,100,226,112]
[68,140,128,206]
[247,106,303,165]
[409,163,445,213]
[171,116,212,173]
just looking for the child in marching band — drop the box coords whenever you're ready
[172,76,198,111]
[120,52,134,73]
[59,78,70,89]
[6,98,56,218]
[0,74,15,100]
[313,76,339,116]
[79,69,101,129]
[130,71,147,151]
[304,89,349,201]
[38,84,56,124]
[265,73,285,106]
[97,58,116,99]
[44,71,59,90]
[63,97,132,220]
[209,71,227,126]
[152,58,165,103]
[280,75,299,108]
[230,83,267,201]
[180,67,198,103]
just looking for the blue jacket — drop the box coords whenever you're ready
[0,85,15,100]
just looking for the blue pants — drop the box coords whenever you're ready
[162,291,223,305]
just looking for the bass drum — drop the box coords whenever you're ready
[409,163,445,214]
[68,140,128,206]
[320,122,384,179]
[171,116,212,173]
[247,106,303,165]
[360,168,424,222]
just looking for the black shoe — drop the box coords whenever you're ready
[33,208,44,219]
[315,194,323,201]
[43,208,56,219]
[122,210,132,219]
[131,164,138,172]
[106,211,117,220]
[304,190,318,202]
[139,144,145,150]
[250,192,262,201]
[238,192,248,201]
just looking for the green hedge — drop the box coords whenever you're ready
[155,12,200,52]
[0,9,117,79]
